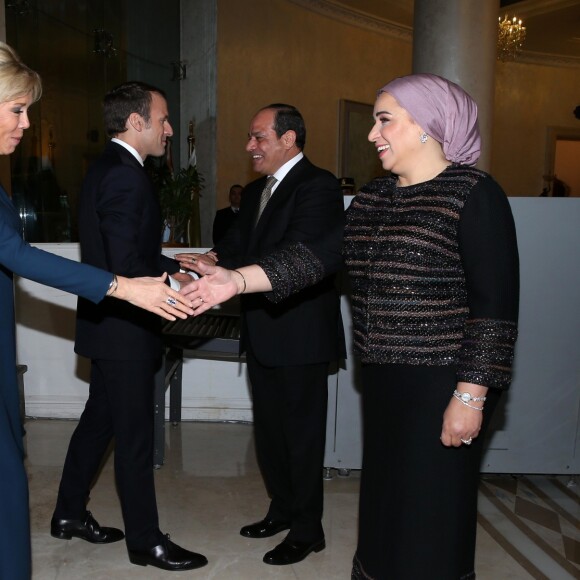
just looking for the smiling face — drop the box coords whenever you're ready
[245,108,295,176]
[368,91,424,181]
[138,91,173,159]
[0,93,32,155]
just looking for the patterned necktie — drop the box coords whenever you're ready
[255,175,277,226]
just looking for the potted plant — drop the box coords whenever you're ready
[147,154,204,246]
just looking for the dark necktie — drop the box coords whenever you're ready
[255,175,277,226]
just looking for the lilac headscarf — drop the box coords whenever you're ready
[379,74,481,166]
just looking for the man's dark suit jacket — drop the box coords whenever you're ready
[75,141,179,360]
[214,156,345,367]
[212,206,239,245]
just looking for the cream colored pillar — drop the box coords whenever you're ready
[412,0,498,170]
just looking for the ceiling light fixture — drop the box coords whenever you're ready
[497,15,526,61]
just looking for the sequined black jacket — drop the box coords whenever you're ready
[344,165,519,389]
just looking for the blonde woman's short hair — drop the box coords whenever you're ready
[0,41,42,104]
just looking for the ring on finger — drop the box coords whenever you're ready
[460,437,473,445]
[166,297,177,306]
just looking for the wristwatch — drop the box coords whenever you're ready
[454,390,486,403]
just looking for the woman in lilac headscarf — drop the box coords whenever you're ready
[344,74,519,579]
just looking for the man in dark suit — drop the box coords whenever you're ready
[207,104,345,566]
[212,183,242,244]
[50,82,207,572]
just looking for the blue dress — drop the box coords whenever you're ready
[0,186,111,579]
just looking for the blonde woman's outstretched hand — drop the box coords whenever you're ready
[114,273,194,320]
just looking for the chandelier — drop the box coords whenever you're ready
[497,15,527,61]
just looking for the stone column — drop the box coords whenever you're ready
[181,0,218,246]
[412,0,499,170]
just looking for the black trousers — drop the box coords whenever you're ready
[246,347,329,543]
[54,357,162,550]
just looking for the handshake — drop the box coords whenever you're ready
[173,251,271,316]
[173,251,241,316]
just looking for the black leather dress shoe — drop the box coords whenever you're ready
[240,518,291,538]
[50,510,124,544]
[263,537,326,565]
[128,534,208,571]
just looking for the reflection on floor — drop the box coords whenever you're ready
[25,420,579,579]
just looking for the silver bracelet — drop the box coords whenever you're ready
[453,389,486,403]
[452,389,485,411]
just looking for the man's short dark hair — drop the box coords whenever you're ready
[262,103,306,150]
[229,184,243,194]
[103,81,166,137]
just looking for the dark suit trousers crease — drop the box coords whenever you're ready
[246,347,328,543]
[54,357,161,550]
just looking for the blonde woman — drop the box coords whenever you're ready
[0,42,192,580]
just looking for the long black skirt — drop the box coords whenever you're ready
[352,364,500,580]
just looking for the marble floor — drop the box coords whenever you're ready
[24,419,579,579]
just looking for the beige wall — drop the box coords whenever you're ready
[214,0,578,207]
[215,0,412,208]
[492,61,579,197]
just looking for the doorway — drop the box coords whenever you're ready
[544,127,580,197]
